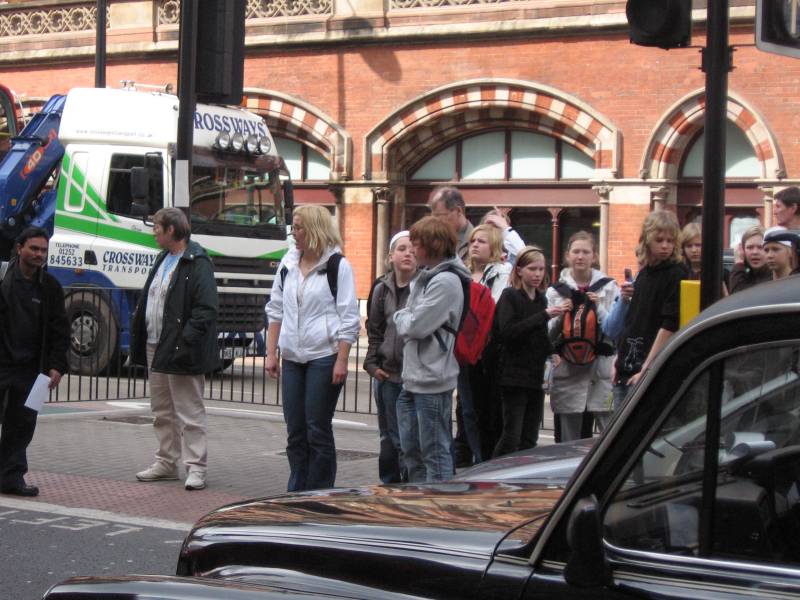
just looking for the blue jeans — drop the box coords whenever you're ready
[612,382,631,413]
[375,379,405,484]
[281,354,342,492]
[456,366,483,464]
[397,389,454,483]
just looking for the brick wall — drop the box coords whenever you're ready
[1,23,796,295]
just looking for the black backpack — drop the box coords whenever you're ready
[279,253,344,301]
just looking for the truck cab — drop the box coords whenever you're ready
[47,86,291,374]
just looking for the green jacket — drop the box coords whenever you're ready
[130,240,219,374]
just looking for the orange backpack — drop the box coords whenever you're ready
[552,278,613,365]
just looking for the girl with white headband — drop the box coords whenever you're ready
[363,230,417,483]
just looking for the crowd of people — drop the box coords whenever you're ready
[3,186,799,498]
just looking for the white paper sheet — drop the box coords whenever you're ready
[24,373,51,412]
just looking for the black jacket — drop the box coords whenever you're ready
[615,260,687,379]
[729,262,771,294]
[363,273,411,384]
[130,240,219,375]
[0,259,69,376]
[493,287,553,390]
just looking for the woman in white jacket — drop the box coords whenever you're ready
[546,231,618,442]
[265,205,360,492]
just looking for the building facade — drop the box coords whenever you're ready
[0,0,794,296]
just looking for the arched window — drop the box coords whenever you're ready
[678,122,763,248]
[406,129,598,277]
[410,130,594,182]
[274,136,330,182]
[680,121,760,179]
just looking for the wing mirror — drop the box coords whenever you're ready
[564,495,610,588]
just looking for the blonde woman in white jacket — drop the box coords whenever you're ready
[265,205,360,492]
[546,231,619,442]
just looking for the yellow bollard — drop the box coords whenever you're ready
[680,280,701,328]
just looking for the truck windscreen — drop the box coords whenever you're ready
[188,151,287,238]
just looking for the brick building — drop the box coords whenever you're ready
[0,0,795,296]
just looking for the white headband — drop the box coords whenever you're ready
[389,230,410,251]
[763,226,793,248]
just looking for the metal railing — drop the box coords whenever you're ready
[49,290,376,413]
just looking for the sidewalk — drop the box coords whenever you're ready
[17,398,556,528]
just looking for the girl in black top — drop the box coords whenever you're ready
[729,225,771,293]
[492,246,562,457]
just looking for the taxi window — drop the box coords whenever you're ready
[603,343,800,564]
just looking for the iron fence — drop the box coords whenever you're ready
[49,288,557,436]
[49,289,376,413]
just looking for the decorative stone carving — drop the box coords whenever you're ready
[0,4,109,37]
[158,0,333,26]
[391,0,524,8]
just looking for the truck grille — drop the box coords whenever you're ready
[218,292,267,332]
[211,256,279,291]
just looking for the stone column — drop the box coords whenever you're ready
[373,186,392,277]
[593,184,612,273]
[760,185,774,227]
[547,207,563,283]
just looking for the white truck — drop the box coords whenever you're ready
[3,85,292,374]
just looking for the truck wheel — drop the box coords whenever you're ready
[65,290,119,376]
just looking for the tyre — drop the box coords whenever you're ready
[65,289,119,376]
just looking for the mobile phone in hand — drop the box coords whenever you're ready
[624,267,633,282]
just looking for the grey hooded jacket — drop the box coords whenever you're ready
[393,257,470,394]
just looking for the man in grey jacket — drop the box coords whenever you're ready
[394,216,469,482]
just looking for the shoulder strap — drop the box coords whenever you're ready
[587,277,613,293]
[279,265,288,291]
[365,276,385,315]
[0,261,8,282]
[322,252,344,301]
[552,282,571,297]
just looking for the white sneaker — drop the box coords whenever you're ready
[185,471,206,490]
[136,463,178,482]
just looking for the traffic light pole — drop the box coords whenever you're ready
[95,0,106,88]
[700,0,732,309]
[175,0,198,215]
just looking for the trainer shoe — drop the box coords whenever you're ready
[185,471,206,491]
[136,463,179,482]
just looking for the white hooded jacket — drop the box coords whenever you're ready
[545,268,619,414]
[265,246,361,364]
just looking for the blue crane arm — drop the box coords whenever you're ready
[0,94,65,256]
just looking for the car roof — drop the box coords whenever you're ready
[688,274,800,325]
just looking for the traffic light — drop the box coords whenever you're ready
[626,0,692,49]
[756,0,800,58]
[195,0,246,105]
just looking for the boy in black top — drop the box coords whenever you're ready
[611,211,688,411]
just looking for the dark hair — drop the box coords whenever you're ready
[775,186,800,207]
[153,207,191,241]
[16,226,50,247]
[429,186,465,212]
[409,216,457,260]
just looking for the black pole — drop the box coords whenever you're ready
[95,0,106,88]
[176,0,198,216]
[700,0,731,309]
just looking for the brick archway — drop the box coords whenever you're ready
[364,78,620,180]
[641,88,784,180]
[243,88,352,181]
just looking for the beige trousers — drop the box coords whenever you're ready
[146,343,207,474]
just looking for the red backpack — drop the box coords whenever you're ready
[552,278,613,366]
[429,268,496,367]
[454,281,496,366]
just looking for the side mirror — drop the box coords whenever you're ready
[564,495,610,588]
[130,166,150,202]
